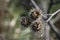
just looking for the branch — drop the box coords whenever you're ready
[31,0,40,10]
[47,9,60,22]
[47,21,60,40]
[47,0,53,14]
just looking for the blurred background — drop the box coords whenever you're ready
[0,0,60,40]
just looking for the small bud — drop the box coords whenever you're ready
[32,22,42,31]
[30,10,40,20]
[21,16,31,27]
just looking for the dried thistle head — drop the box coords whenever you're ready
[29,8,41,20]
[32,21,42,32]
[21,16,31,27]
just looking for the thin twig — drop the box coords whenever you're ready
[47,0,53,14]
[31,0,40,10]
[47,9,60,22]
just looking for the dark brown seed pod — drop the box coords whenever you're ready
[21,16,31,27]
[32,22,42,32]
[30,11,40,20]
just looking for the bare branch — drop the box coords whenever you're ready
[47,9,60,22]
[47,0,53,14]
[48,21,60,40]
[31,0,40,10]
